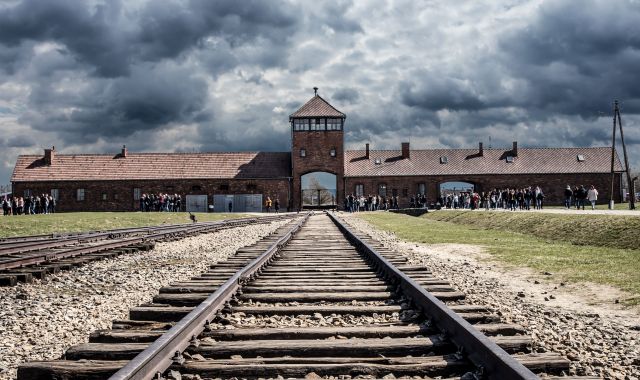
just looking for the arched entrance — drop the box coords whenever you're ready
[439,181,475,196]
[301,172,336,209]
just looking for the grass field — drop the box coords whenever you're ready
[359,211,640,305]
[0,212,247,238]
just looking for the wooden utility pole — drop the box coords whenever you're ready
[611,100,636,210]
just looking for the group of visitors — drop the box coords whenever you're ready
[344,194,400,212]
[139,193,182,212]
[2,194,56,216]
[264,197,281,213]
[439,186,547,211]
[563,185,599,210]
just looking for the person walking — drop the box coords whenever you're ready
[274,198,280,213]
[564,185,573,209]
[265,197,272,213]
[587,185,599,210]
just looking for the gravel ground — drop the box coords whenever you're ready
[0,220,288,380]
[340,213,640,379]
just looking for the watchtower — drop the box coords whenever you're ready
[290,88,345,209]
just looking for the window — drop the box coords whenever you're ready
[133,188,141,201]
[219,184,229,191]
[101,193,108,201]
[402,188,409,197]
[77,189,85,201]
[330,148,336,157]
[506,155,514,163]
[191,185,202,191]
[355,184,364,196]
[577,154,585,162]
[51,189,59,201]
[440,156,448,164]
[300,149,306,157]
[24,189,31,197]
[418,183,426,195]
[327,118,342,130]
[392,188,398,197]
[246,184,257,191]
[114,193,119,200]
[293,119,309,131]
[310,118,325,131]
[378,183,387,197]
[374,158,382,165]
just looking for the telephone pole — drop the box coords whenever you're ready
[611,101,635,210]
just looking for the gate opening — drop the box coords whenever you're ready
[439,181,475,196]
[301,172,336,209]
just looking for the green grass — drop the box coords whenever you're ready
[359,212,640,305]
[424,210,640,251]
[0,212,248,238]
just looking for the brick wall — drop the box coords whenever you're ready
[291,130,344,209]
[12,178,291,212]
[344,173,622,208]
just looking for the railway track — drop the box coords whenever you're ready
[18,213,583,379]
[0,214,295,286]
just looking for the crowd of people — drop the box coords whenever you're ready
[2,194,56,215]
[344,194,402,212]
[563,185,599,210]
[439,186,547,211]
[139,193,182,212]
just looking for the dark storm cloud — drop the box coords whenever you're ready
[498,0,640,117]
[332,88,359,104]
[0,0,298,77]
[399,75,486,112]
[6,135,35,147]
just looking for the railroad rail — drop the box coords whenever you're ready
[18,213,582,379]
[0,214,296,286]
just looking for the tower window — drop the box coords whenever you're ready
[293,119,309,131]
[300,149,306,157]
[330,148,336,157]
[327,118,342,130]
[310,118,325,131]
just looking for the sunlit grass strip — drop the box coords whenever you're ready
[359,212,640,305]
[0,212,248,238]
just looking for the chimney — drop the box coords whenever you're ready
[479,142,484,156]
[44,146,55,165]
[401,142,410,159]
[365,143,370,159]
[512,141,518,156]
[121,145,128,158]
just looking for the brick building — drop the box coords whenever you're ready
[11,91,624,212]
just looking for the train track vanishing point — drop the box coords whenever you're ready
[18,213,583,379]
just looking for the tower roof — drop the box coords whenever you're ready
[290,94,345,118]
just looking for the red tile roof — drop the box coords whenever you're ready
[344,147,623,177]
[12,152,291,182]
[290,95,345,118]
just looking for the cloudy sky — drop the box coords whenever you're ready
[1,0,639,185]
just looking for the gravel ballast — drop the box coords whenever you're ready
[341,213,640,379]
[0,220,287,380]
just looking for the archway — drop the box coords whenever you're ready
[301,172,336,208]
[439,181,475,196]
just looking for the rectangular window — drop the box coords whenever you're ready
[24,189,31,197]
[246,184,257,191]
[310,118,325,131]
[293,119,309,131]
[327,118,342,130]
[355,184,364,197]
[133,188,141,200]
[300,149,306,157]
[51,189,59,201]
[77,188,85,201]
[219,184,229,191]
[418,183,426,195]
[114,193,119,200]
[378,183,387,197]
[402,188,409,197]
[101,193,107,201]
[392,188,398,197]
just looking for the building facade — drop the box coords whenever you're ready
[11,91,624,212]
